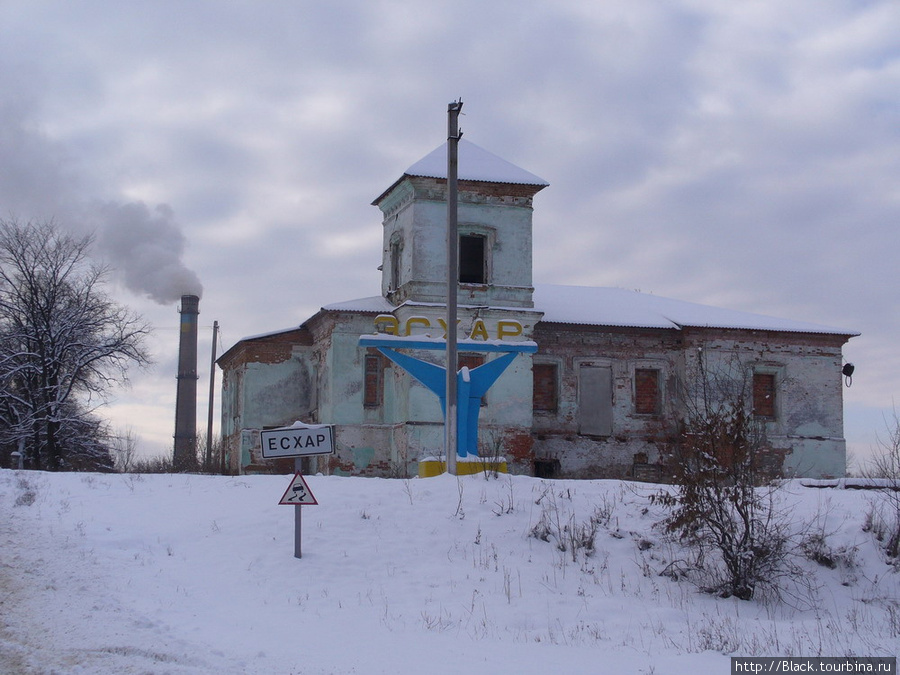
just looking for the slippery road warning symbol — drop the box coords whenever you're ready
[278,473,318,506]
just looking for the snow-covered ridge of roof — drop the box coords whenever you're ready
[232,325,309,342]
[322,296,395,314]
[534,285,858,336]
[404,139,548,186]
[322,287,857,336]
[316,286,857,337]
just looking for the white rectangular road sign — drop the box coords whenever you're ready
[260,423,335,459]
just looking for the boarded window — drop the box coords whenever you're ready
[752,372,776,419]
[578,365,613,436]
[363,353,383,408]
[634,368,660,415]
[459,234,486,284]
[458,353,486,406]
[533,363,558,413]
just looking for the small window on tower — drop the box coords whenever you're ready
[459,234,486,284]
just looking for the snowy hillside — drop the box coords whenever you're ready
[1,470,897,674]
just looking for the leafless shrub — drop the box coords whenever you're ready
[477,430,505,480]
[654,355,793,601]
[528,484,612,562]
[129,453,177,473]
[194,430,225,474]
[801,532,838,569]
[863,502,900,567]
[862,408,900,563]
[798,503,859,581]
[111,426,140,472]
[492,474,516,516]
[120,429,226,474]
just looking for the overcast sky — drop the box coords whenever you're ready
[1,1,897,467]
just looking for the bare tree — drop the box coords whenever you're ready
[111,426,141,473]
[0,219,151,470]
[194,428,225,474]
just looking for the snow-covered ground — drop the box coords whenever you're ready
[1,469,897,674]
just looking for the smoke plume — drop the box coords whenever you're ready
[0,86,202,305]
[93,201,203,304]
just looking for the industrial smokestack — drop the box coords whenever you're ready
[174,294,199,471]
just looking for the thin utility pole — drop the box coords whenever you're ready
[445,100,463,476]
[206,320,218,472]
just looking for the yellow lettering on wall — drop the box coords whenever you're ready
[469,319,489,341]
[405,317,431,336]
[374,315,399,335]
[436,318,461,339]
[373,315,525,341]
[496,320,523,340]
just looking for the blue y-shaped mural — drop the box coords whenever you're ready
[358,335,537,459]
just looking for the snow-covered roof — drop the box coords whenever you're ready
[320,286,858,337]
[373,139,548,205]
[404,139,549,186]
[322,295,395,314]
[218,324,311,364]
[231,325,309,342]
[533,285,857,336]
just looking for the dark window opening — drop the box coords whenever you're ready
[534,458,560,479]
[634,368,661,415]
[364,352,383,408]
[533,363,558,413]
[752,372,776,419]
[459,234,486,284]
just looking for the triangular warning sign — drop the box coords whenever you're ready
[278,472,318,505]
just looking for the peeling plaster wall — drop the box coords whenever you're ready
[222,316,850,479]
[240,355,313,428]
[681,330,848,478]
[318,307,538,476]
[530,322,849,479]
[530,323,682,479]
[377,177,538,308]
[218,331,315,474]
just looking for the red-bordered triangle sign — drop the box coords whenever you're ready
[278,473,318,505]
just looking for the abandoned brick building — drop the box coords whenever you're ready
[218,139,857,479]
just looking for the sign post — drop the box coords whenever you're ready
[295,459,302,558]
[263,422,334,559]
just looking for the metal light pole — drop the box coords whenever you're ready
[445,100,463,475]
